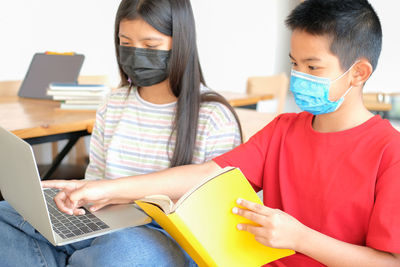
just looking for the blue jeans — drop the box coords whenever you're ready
[0,201,197,267]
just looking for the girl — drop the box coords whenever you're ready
[0,0,241,266]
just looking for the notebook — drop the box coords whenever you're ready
[18,53,85,100]
[0,126,151,246]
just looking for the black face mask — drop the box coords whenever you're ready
[119,46,171,87]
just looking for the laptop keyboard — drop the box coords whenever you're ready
[44,188,110,239]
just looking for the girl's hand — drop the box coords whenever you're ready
[232,198,309,251]
[42,179,126,215]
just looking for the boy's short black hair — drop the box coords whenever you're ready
[286,0,382,71]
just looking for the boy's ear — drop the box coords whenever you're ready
[351,59,373,87]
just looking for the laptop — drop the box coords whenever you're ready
[0,126,151,246]
[18,53,85,100]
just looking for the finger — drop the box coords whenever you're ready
[238,223,281,249]
[68,187,90,205]
[254,236,270,247]
[64,194,88,216]
[232,207,267,226]
[237,223,264,237]
[72,207,86,216]
[236,223,275,247]
[53,191,74,215]
[64,196,88,216]
[236,198,275,216]
[41,180,79,191]
[90,203,109,212]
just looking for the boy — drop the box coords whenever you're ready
[44,0,400,265]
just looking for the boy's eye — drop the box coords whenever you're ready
[308,65,318,70]
[290,62,298,67]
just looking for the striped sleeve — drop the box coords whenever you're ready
[84,100,107,180]
[202,103,241,161]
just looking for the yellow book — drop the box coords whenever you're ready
[135,167,294,267]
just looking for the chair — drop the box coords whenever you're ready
[0,80,21,96]
[246,73,289,114]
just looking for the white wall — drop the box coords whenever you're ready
[0,0,297,92]
[0,0,120,84]
[192,0,299,93]
[364,0,399,93]
[0,0,397,91]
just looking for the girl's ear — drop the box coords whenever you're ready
[351,59,373,87]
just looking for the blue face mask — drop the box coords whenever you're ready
[289,65,355,115]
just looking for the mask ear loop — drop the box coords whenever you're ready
[341,86,353,98]
[332,60,360,100]
[332,60,360,83]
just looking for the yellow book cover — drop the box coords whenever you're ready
[135,167,294,267]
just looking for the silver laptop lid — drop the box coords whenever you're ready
[0,127,55,243]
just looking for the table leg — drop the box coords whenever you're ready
[24,130,89,180]
[40,136,81,180]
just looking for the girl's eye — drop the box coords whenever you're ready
[146,45,158,49]
[308,65,318,70]
[290,62,297,67]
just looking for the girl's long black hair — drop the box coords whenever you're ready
[115,0,242,167]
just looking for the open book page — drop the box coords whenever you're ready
[139,195,174,214]
[138,166,235,214]
[172,166,235,212]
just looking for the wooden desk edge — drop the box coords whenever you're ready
[228,94,274,107]
[364,102,392,112]
[11,118,96,139]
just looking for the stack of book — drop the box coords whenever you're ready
[47,83,111,110]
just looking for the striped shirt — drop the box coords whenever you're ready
[85,86,241,180]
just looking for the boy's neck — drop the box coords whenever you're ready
[312,96,375,133]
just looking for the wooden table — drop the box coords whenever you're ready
[0,96,95,139]
[363,93,392,114]
[221,92,274,107]
[0,96,96,179]
[363,102,392,112]
[235,108,275,142]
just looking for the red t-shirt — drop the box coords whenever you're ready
[213,112,400,266]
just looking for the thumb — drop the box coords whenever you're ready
[68,187,90,207]
[89,203,109,212]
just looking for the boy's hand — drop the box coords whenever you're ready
[233,198,308,251]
